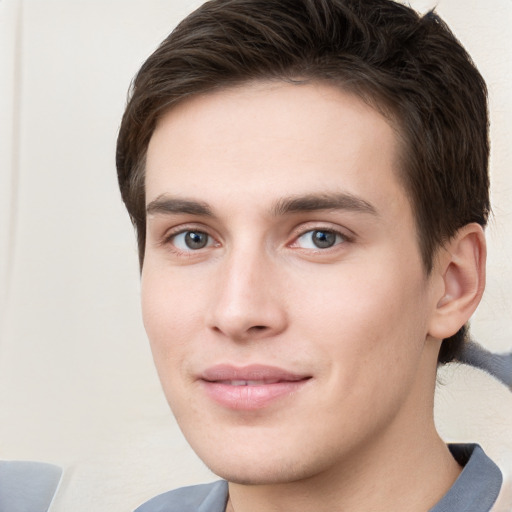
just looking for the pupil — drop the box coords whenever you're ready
[185,231,208,249]
[313,230,335,248]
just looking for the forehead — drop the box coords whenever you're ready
[145,81,409,222]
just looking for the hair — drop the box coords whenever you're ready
[116,0,490,364]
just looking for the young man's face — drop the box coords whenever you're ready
[142,82,444,484]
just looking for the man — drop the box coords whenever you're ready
[116,0,504,510]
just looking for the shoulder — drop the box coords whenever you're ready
[134,480,228,512]
[0,461,62,511]
[430,444,502,512]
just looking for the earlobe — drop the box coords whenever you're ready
[428,223,486,340]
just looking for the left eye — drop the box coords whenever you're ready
[296,229,345,249]
[171,230,214,251]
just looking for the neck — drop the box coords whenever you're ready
[226,344,461,512]
[226,423,460,512]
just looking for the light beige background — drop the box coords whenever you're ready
[0,0,510,510]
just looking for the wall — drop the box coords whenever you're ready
[0,1,510,510]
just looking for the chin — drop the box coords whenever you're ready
[207,459,312,486]
[192,440,331,486]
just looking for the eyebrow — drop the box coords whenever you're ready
[146,196,213,216]
[271,192,378,217]
[146,192,378,218]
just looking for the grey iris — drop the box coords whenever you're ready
[313,230,336,248]
[185,231,208,249]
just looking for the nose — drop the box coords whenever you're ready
[206,247,288,342]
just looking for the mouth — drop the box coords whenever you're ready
[217,379,288,386]
[199,364,311,410]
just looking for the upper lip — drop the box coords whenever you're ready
[200,364,311,383]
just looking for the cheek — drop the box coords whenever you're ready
[295,265,431,432]
[140,267,204,368]
[294,258,430,371]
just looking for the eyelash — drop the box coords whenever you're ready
[292,228,349,250]
[162,226,218,256]
[161,224,353,256]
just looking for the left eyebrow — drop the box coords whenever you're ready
[271,192,379,217]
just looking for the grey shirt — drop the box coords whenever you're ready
[134,444,502,512]
[0,461,62,512]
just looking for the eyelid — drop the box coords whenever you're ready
[156,221,354,255]
[288,222,355,247]
[173,231,215,251]
[161,222,214,240]
[297,230,344,249]
[161,223,221,252]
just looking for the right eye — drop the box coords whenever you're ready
[170,230,214,251]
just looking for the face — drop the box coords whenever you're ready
[142,82,442,484]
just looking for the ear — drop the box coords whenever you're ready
[428,223,486,340]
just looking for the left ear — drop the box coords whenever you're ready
[428,223,486,340]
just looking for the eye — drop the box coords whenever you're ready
[170,230,214,251]
[296,229,346,249]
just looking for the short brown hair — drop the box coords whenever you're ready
[116,0,490,363]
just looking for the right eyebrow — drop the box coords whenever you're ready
[146,195,213,217]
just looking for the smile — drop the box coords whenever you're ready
[219,379,283,386]
[199,365,311,410]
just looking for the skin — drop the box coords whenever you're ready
[141,81,484,511]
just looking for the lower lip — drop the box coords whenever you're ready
[201,380,309,410]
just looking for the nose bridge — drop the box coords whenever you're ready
[208,241,286,339]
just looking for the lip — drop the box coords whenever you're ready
[199,364,311,410]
